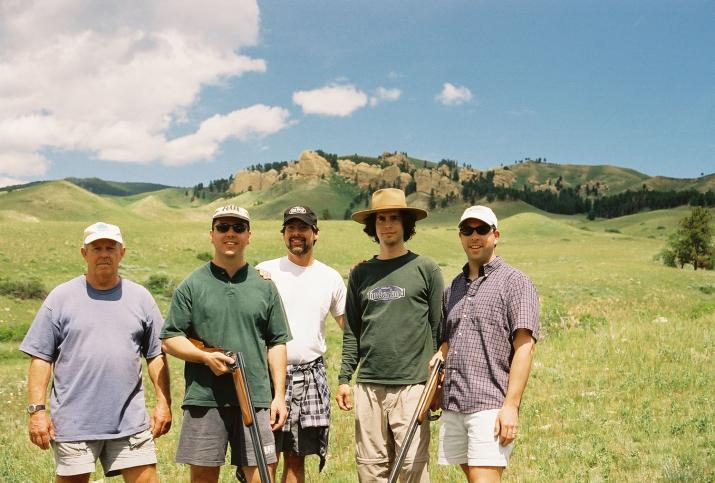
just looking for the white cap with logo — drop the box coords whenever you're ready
[83,222,124,245]
[212,205,250,223]
[459,206,498,228]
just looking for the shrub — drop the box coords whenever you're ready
[196,251,212,262]
[655,249,677,267]
[144,274,176,297]
[0,278,47,299]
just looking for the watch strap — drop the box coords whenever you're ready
[27,403,46,414]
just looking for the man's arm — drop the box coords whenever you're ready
[427,265,445,351]
[494,328,536,446]
[146,354,172,439]
[334,314,345,330]
[266,343,288,430]
[27,357,54,450]
[162,336,235,376]
[337,275,361,411]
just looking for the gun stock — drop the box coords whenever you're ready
[188,338,270,483]
[387,359,444,483]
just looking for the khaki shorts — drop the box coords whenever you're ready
[51,429,156,477]
[438,409,514,467]
[354,383,430,483]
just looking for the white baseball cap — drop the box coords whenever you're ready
[459,206,498,228]
[83,222,124,245]
[212,205,250,223]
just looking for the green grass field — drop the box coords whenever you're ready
[0,208,714,482]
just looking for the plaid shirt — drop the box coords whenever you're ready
[441,256,540,413]
[282,356,330,470]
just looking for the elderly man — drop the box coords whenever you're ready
[431,206,540,483]
[20,222,172,483]
[256,205,346,483]
[337,188,444,482]
[161,205,291,483]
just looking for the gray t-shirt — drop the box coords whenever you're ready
[20,276,164,441]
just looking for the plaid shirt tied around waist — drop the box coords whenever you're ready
[282,356,331,471]
[283,356,331,430]
[441,256,540,414]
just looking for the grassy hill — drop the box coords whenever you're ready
[494,161,715,194]
[0,180,134,222]
[502,162,649,193]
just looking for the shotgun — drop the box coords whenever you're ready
[387,359,444,483]
[189,338,271,483]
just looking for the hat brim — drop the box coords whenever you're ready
[212,214,250,223]
[283,214,317,226]
[351,206,428,224]
[83,234,124,245]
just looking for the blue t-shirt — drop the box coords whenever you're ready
[19,276,164,441]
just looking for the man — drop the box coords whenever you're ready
[431,206,540,483]
[161,205,291,483]
[20,222,172,483]
[256,205,346,483]
[336,188,444,482]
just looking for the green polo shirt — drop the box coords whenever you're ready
[339,251,444,386]
[161,262,291,408]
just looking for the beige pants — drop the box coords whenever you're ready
[355,383,431,483]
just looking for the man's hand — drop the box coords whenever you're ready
[256,268,271,280]
[203,351,235,376]
[429,350,444,371]
[336,384,353,411]
[269,397,288,431]
[150,403,172,439]
[28,411,54,450]
[494,402,519,446]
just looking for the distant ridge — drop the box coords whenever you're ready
[65,177,173,196]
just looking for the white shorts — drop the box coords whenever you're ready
[438,409,514,468]
[51,429,157,477]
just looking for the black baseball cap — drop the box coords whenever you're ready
[283,205,318,227]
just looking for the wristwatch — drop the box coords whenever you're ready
[27,403,46,414]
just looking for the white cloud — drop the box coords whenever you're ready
[0,177,27,188]
[369,87,402,107]
[163,105,291,165]
[0,0,289,177]
[0,150,51,177]
[293,84,368,117]
[436,82,474,106]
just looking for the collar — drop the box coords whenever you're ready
[209,261,249,283]
[461,256,503,281]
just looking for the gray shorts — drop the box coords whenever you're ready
[274,377,322,456]
[176,406,277,468]
[51,428,156,477]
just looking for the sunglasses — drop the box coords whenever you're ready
[214,222,248,233]
[459,224,494,236]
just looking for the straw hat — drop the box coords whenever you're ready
[351,188,428,224]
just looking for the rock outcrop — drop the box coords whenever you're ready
[413,169,460,197]
[229,169,279,193]
[293,150,332,179]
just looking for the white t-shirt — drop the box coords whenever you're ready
[256,256,346,364]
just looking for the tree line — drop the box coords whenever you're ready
[458,171,715,219]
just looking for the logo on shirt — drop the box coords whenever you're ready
[368,285,405,302]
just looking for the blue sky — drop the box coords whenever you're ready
[1,0,713,187]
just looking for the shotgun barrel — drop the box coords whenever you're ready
[188,338,271,483]
[387,359,444,483]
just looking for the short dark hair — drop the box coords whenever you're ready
[363,211,417,243]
